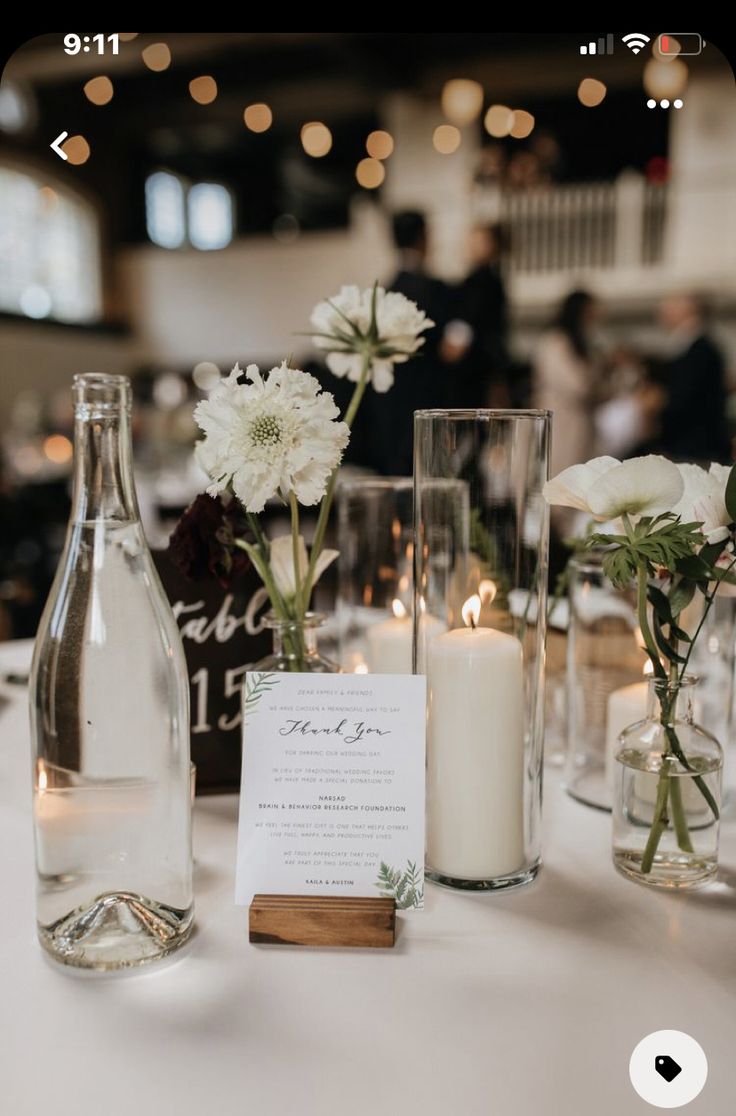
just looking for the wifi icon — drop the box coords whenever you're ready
[623,33,651,54]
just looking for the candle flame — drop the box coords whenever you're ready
[398,574,409,594]
[479,579,497,606]
[354,663,369,674]
[37,762,48,793]
[462,595,481,629]
[392,599,407,620]
[391,517,401,541]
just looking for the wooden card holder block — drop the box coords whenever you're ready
[249,895,396,948]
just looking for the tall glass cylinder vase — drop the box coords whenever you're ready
[565,552,643,811]
[30,374,193,970]
[336,478,415,674]
[414,409,550,891]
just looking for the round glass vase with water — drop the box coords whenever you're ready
[253,613,338,673]
[612,676,722,889]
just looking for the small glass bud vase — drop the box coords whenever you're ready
[254,613,338,673]
[612,676,722,889]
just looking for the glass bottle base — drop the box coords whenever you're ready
[613,848,717,890]
[426,863,539,893]
[38,891,194,971]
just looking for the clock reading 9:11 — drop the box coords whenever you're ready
[64,34,120,55]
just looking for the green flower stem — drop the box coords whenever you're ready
[290,492,304,618]
[628,553,692,873]
[303,353,370,603]
[669,776,694,853]
[288,492,308,670]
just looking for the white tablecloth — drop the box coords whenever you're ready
[1,639,734,1116]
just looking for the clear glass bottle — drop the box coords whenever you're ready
[612,676,722,889]
[30,374,193,969]
[254,613,338,673]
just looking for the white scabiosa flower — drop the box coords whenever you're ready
[269,535,338,601]
[194,362,349,513]
[310,284,434,393]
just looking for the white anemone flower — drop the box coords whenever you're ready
[310,284,434,393]
[269,535,338,601]
[194,362,349,514]
[672,463,731,546]
[543,455,684,521]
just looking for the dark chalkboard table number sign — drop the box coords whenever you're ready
[153,551,272,793]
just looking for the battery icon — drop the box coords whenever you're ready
[658,33,703,56]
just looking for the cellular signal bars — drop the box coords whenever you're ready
[580,35,614,55]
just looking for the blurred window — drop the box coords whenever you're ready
[145,171,234,250]
[0,163,102,323]
[188,182,234,250]
[145,170,186,249]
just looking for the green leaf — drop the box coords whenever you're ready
[652,613,686,663]
[725,464,736,522]
[647,585,672,625]
[676,555,712,581]
[668,579,696,619]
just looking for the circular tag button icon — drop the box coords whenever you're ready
[630,1030,708,1108]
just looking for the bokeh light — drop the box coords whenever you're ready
[484,104,514,137]
[355,158,385,188]
[43,435,73,464]
[577,78,607,107]
[62,135,91,165]
[19,285,52,318]
[433,124,461,154]
[366,130,394,160]
[142,43,171,72]
[441,79,484,125]
[272,214,301,243]
[244,103,272,132]
[38,186,58,212]
[83,76,114,106]
[301,122,332,157]
[510,110,535,139]
[192,362,221,391]
[643,59,688,100]
[189,76,218,105]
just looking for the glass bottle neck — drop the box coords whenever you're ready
[71,375,139,524]
[646,676,698,725]
[267,615,324,660]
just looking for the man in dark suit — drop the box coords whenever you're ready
[656,294,731,463]
[363,210,451,475]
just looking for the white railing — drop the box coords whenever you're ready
[473,172,668,277]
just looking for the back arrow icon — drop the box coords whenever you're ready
[50,132,69,160]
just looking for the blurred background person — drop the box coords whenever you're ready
[646,293,731,463]
[532,290,603,479]
[362,209,451,475]
[443,223,510,408]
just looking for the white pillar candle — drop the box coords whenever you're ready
[367,601,413,674]
[427,595,525,880]
[367,601,445,674]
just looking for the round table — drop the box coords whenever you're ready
[1,639,734,1115]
